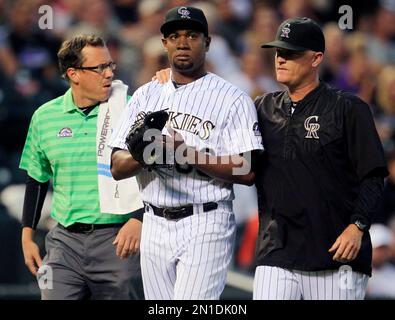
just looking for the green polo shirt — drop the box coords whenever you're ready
[20,88,131,227]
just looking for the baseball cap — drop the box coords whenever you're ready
[160,6,209,37]
[369,224,392,249]
[261,17,325,52]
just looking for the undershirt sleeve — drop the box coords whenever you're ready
[22,175,49,229]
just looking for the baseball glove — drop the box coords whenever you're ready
[125,110,169,169]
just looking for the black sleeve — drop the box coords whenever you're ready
[251,149,264,174]
[130,207,144,222]
[350,171,384,230]
[344,96,388,180]
[22,175,49,229]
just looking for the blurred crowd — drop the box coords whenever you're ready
[0,0,395,299]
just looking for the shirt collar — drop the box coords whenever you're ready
[285,81,324,105]
[282,81,325,115]
[61,88,100,116]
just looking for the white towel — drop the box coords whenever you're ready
[96,80,143,214]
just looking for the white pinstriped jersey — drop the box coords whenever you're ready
[110,73,263,207]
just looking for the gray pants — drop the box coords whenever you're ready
[38,224,144,300]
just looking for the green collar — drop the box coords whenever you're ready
[62,88,100,116]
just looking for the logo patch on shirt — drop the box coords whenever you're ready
[304,116,320,139]
[58,127,73,138]
[252,122,261,136]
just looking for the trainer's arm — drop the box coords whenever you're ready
[21,175,48,275]
[111,148,142,180]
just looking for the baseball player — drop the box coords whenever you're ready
[110,6,263,300]
[253,17,388,300]
[20,35,144,299]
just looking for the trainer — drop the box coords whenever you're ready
[19,35,144,300]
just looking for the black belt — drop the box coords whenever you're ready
[149,202,218,220]
[59,222,124,234]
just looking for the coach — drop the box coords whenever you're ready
[253,17,388,300]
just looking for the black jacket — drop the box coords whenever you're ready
[254,82,388,276]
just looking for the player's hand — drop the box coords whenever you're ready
[113,218,142,259]
[152,68,171,84]
[152,126,186,156]
[164,126,186,152]
[328,224,363,263]
[160,126,191,164]
[22,231,43,276]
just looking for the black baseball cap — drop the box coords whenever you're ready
[261,17,325,52]
[160,6,209,37]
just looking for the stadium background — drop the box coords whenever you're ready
[0,0,394,300]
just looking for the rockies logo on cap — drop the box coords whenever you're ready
[260,17,325,53]
[160,6,209,37]
[178,6,191,19]
[280,23,291,38]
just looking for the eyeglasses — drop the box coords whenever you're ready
[74,61,117,74]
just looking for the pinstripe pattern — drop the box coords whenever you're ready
[253,266,301,300]
[110,73,263,207]
[140,202,235,299]
[253,266,369,300]
[111,73,262,300]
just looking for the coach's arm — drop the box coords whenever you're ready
[111,148,142,180]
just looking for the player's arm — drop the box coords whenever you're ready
[110,85,155,181]
[111,148,143,180]
[164,128,259,185]
[186,148,258,186]
[21,175,49,275]
[172,92,262,185]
